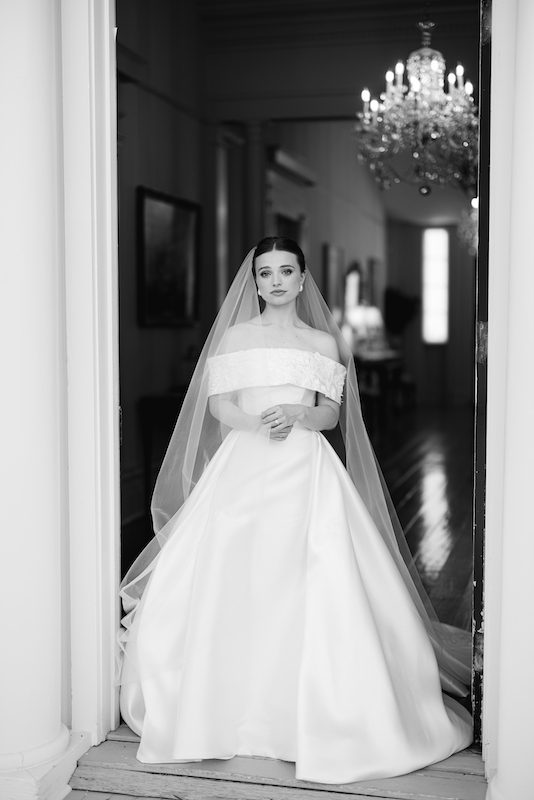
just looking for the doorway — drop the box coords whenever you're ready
[115,0,485,736]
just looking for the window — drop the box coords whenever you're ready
[422,228,449,344]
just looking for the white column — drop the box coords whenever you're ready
[0,0,69,771]
[0,0,119,796]
[485,1,534,798]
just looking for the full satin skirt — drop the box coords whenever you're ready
[119,424,472,784]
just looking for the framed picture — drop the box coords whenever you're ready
[322,244,345,322]
[137,187,200,326]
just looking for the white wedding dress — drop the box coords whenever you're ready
[119,348,472,784]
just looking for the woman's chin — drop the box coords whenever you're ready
[264,295,298,307]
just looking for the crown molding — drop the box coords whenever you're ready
[199,0,479,50]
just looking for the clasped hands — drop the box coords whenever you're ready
[260,404,303,442]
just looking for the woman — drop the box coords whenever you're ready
[118,237,472,784]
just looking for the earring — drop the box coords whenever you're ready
[257,289,261,297]
[299,285,304,293]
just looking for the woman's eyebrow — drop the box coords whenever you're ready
[259,264,295,272]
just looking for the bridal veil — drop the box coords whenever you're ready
[118,245,471,697]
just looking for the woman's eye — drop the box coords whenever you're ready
[259,272,270,279]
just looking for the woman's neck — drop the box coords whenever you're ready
[260,301,301,328]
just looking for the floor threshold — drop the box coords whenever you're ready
[69,725,487,800]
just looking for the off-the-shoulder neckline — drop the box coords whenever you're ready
[210,347,345,370]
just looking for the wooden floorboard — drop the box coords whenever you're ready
[377,408,474,630]
[107,726,485,777]
[70,738,486,800]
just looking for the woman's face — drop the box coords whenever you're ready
[255,250,304,307]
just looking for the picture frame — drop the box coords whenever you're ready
[137,187,200,326]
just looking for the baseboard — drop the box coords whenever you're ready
[0,731,91,800]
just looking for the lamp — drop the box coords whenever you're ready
[355,21,478,196]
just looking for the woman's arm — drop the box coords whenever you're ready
[261,395,340,433]
[209,394,294,440]
[208,393,261,431]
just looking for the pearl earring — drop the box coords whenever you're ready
[257,289,261,297]
[299,285,304,293]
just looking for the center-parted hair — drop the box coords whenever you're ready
[252,237,306,276]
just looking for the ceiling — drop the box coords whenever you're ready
[199,0,480,224]
[199,1,479,47]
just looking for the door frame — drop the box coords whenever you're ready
[68,4,534,790]
[471,0,491,746]
[63,0,121,744]
[483,1,534,793]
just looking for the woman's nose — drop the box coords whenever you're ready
[273,274,281,285]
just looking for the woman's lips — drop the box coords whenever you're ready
[271,290,286,295]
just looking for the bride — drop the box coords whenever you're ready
[118,236,472,784]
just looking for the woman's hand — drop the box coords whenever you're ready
[261,404,303,441]
[262,422,293,441]
[262,398,339,434]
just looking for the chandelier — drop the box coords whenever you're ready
[354,21,478,195]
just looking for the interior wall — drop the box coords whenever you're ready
[116,0,205,535]
[267,121,386,300]
[387,220,475,407]
[115,1,473,565]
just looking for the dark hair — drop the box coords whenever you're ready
[252,237,306,275]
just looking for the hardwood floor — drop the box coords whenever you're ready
[374,406,474,631]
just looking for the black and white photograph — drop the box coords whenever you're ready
[1,2,531,800]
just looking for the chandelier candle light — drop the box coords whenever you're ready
[355,21,478,195]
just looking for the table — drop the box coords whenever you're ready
[354,348,405,434]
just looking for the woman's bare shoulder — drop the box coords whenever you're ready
[218,319,262,353]
[299,327,340,362]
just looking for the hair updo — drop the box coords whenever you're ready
[252,237,306,276]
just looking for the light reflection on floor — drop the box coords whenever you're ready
[411,453,453,582]
[377,408,474,630]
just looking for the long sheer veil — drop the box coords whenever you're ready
[119,246,471,695]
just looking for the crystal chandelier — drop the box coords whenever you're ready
[354,21,478,195]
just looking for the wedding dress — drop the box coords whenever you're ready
[119,346,472,784]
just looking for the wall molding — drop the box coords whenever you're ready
[62,0,121,747]
[0,733,91,800]
[200,1,479,50]
[268,147,317,186]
